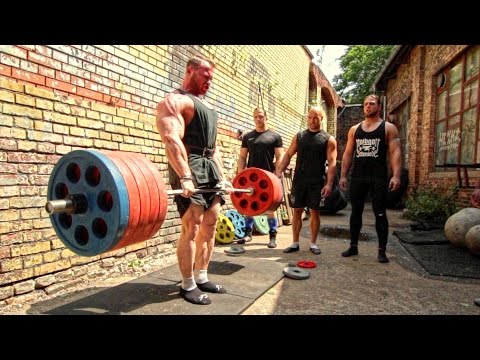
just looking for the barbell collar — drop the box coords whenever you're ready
[45,194,88,215]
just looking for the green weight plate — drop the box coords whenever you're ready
[283,266,310,280]
[253,215,269,235]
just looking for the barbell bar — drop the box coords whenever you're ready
[45,187,254,215]
[46,149,283,257]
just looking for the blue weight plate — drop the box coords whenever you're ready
[47,150,129,256]
[224,210,245,238]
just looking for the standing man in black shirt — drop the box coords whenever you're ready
[156,55,230,305]
[339,94,402,263]
[276,106,337,255]
[237,107,284,248]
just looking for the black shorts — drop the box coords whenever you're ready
[290,181,324,210]
[174,182,226,218]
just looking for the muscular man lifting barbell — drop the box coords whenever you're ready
[45,55,283,306]
[155,55,232,305]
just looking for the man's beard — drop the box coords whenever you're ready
[365,109,379,118]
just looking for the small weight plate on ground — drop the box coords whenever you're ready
[224,246,246,255]
[283,266,310,280]
[253,215,269,235]
[296,260,317,268]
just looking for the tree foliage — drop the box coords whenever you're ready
[333,45,396,104]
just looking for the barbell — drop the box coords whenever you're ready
[46,149,283,257]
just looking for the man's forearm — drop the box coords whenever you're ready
[390,148,402,178]
[327,163,337,187]
[340,156,351,178]
[276,153,292,174]
[165,140,191,178]
[237,157,246,174]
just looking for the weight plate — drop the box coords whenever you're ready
[104,152,142,250]
[215,214,235,244]
[296,260,317,268]
[118,153,158,242]
[115,155,152,247]
[224,210,246,238]
[131,154,168,240]
[224,245,246,255]
[282,266,310,280]
[47,150,129,256]
[231,167,283,217]
[253,215,269,235]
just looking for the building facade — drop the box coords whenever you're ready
[374,45,479,207]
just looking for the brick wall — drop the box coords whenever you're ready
[336,105,363,160]
[383,45,476,204]
[0,45,316,306]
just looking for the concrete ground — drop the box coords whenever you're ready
[241,205,480,315]
[2,204,480,315]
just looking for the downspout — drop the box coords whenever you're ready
[383,95,387,120]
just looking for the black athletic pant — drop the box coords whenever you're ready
[349,177,389,250]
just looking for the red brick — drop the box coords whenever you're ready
[0,64,11,77]
[11,68,45,86]
[77,87,103,101]
[45,78,76,93]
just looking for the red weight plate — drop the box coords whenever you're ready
[231,167,283,216]
[102,151,141,249]
[116,155,152,247]
[130,156,160,241]
[296,260,317,268]
[131,154,168,240]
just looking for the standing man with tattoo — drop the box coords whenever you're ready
[339,94,402,263]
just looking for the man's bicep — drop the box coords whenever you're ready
[344,127,356,153]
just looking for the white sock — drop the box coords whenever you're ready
[310,243,319,249]
[194,269,208,284]
[182,277,197,291]
[290,243,299,248]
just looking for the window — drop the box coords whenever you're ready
[435,46,480,168]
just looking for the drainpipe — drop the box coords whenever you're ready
[383,95,387,120]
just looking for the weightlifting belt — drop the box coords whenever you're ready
[187,145,215,159]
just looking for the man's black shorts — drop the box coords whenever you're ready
[290,181,324,210]
[174,182,226,218]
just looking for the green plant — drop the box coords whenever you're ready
[403,185,459,224]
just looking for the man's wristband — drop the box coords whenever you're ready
[181,174,192,181]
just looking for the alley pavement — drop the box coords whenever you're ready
[3,204,480,315]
